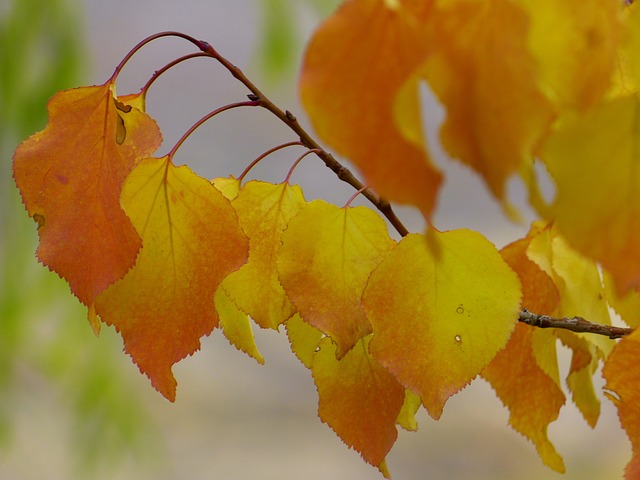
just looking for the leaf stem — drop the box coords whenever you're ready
[238,141,304,182]
[284,149,322,184]
[140,52,210,98]
[518,308,634,339]
[202,43,410,237]
[345,185,371,208]
[168,100,259,159]
[110,31,212,83]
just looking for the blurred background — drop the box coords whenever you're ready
[0,0,631,478]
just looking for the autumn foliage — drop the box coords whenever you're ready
[11,1,640,477]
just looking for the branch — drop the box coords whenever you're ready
[200,42,410,237]
[518,308,634,339]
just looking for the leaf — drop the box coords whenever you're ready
[300,0,442,217]
[215,287,264,365]
[92,156,249,401]
[422,0,555,201]
[285,314,323,370]
[221,181,306,329]
[312,336,404,474]
[278,200,396,357]
[396,389,422,432]
[12,82,162,305]
[526,223,613,425]
[540,93,640,293]
[517,0,621,110]
[482,228,565,472]
[363,229,522,419]
[603,329,640,480]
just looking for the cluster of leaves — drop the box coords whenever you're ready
[10,1,640,477]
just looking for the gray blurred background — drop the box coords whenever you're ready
[0,0,630,478]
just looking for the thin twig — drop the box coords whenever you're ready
[199,42,410,237]
[518,308,634,339]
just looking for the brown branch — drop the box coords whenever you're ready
[200,42,410,237]
[518,308,634,339]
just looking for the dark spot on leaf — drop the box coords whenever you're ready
[116,113,126,145]
[456,304,464,314]
[33,213,45,229]
[56,174,69,184]
[114,98,132,113]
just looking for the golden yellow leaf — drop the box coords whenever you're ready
[540,94,640,293]
[285,314,323,370]
[517,0,622,109]
[215,287,264,365]
[363,229,522,419]
[222,181,306,329]
[526,223,613,426]
[278,200,396,357]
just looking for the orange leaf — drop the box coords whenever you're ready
[363,229,521,419]
[300,0,442,217]
[222,181,306,329]
[312,336,404,473]
[482,228,565,472]
[12,82,162,305]
[423,0,555,200]
[93,156,248,401]
[603,329,640,480]
[278,200,396,357]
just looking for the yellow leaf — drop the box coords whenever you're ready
[312,336,404,472]
[526,224,613,425]
[222,181,306,329]
[300,0,442,217]
[93,157,249,401]
[278,200,396,357]
[285,314,323,370]
[603,329,640,480]
[423,0,555,201]
[363,229,522,419]
[540,94,640,293]
[517,0,622,109]
[215,287,264,365]
[396,389,422,432]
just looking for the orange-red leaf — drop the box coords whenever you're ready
[278,200,396,357]
[300,0,442,217]
[12,82,162,305]
[363,229,521,419]
[312,336,404,473]
[222,181,306,329]
[603,328,640,479]
[93,156,248,401]
[423,0,555,200]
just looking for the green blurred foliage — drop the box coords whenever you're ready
[0,0,161,476]
[257,0,341,84]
